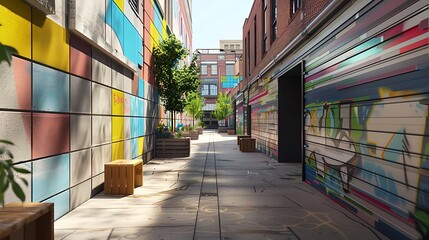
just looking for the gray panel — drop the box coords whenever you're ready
[70,180,91,210]
[70,76,91,113]
[0,111,31,162]
[91,173,104,191]
[124,139,131,159]
[124,76,132,94]
[124,116,130,139]
[92,116,112,146]
[112,62,124,91]
[70,149,91,186]
[71,115,91,151]
[92,83,111,115]
[92,144,111,176]
[5,163,31,203]
[92,49,111,86]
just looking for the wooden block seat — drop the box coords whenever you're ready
[104,159,143,195]
[240,138,256,152]
[237,135,251,145]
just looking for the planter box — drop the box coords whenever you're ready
[240,138,256,152]
[196,127,203,134]
[218,126,228,133]
[0,202,54,240]
[156,138,190,158]
[227,129,235,135]
[182,130,199,140]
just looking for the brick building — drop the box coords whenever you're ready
[233,0,429,238]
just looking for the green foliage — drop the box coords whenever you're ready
[184,92,205,125]
[212,92,233,121]
[0,140,31,206]
[0,24,18,66]
[153,34,201,129]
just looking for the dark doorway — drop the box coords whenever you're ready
[277,63,303,163]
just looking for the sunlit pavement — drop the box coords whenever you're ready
[54,131,388,240]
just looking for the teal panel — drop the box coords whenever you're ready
[124,18,142,66]
[131,117,139,138]
[138,117,144,137]
[131,137,138,158]
[42,190,69,220]
[32,153,70,202]
[33,63,69,112]
[130,95,138,116]
[111,1,124,53]
[138,78,144,98]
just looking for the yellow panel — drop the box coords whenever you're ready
[112,141,124,161]
[113,0,124,12]
[150,21,160,50]
[0,0,31,58]
[112,116,124,142]
[32,11,69,72]
[138,137,144,156]
[162,19,167,40]
[112,90,124,115]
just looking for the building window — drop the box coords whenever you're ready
[201,85,209,95]
[230,44,235,50]
[263,0,268,53]
[292,0,302,14]
[224,44,229,49]
[129,0,139,14]
[211,65,218,75]
[271,0,277,42]
[210,85,218,96]
[253,16,257,66]
[226,64,234,76]
[201,64,208,75]
[236,44,241,49]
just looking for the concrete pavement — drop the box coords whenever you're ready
[54,131,388,240]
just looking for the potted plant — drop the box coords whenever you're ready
[212,92,233,133]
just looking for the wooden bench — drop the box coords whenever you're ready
[240,138,256,152]
[104,159,143,195]
[0,202,54,240]
[237,135,251,145]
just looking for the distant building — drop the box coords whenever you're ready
[195,41,242,128]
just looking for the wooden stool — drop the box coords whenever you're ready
[104,159,143,195]
[0,202,54,240]
[240,138,256,152]
[237,135,251,145]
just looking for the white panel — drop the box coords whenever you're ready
[92,50,112,86]
[70,180,91,210]
[112,62,124,91]
[124,116,130,139]
[92,144,111,176]
[0,60,30,110]
[70,76,91,113]
[124,0,144,37]
[92,82,111,115]
[123,139,131,159]
[124,76,132,94]
[0,112,31,162]
[70,149,91,186]
[124,93,131,116]
[47,0,66,27]
[71,115,91,151]
[92,116,112,146]
[91,173,104,191]
[5,163,31,204]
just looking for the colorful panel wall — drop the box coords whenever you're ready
[0,0,160,220]
[299,1,428,239]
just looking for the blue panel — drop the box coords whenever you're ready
[131,117,139,138]
[33,64,69,112]
[154,3,163,36]
[138,78,144,98]
[138,98,144,117]
[124,18,142,66]
[131,138,138,158]
[130,95,138,116]
[112,1,124,52]
[105,0,113,25]
[32,154,70,202]
[138,117,144,137]
[43,190,69,220]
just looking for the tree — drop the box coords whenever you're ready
[212,92,233,126]
[184,92,205,126]
[153,34,200,131]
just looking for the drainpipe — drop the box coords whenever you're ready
[247,0,345,87]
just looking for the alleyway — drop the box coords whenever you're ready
[54,131,387,240]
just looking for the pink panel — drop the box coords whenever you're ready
[13,57,31,110]
[33,113,70,159]
[70,34,91,80]
[132,74,139,96]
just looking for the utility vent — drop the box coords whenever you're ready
[201,193,217,197]
[129,0,139,14]
[23,0,55,15]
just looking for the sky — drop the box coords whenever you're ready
[192,0,255,51]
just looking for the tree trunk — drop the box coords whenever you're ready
[170,111,174,132]
[173,111,176,132]
[192,116,194,126]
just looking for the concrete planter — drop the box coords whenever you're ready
[182,130,199,140]
[155,138,190,158]
[227,129,235,135]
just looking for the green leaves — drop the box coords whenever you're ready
[0,140,30,206]
[0,42,18,66]
[213,92,233,121]
[153,35,201,128]
[184,92,205,125]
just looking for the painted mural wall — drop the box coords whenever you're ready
[301,1,428,239]
[0,0,160,220]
